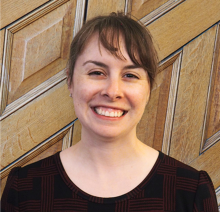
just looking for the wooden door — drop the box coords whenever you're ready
[1,0,220,210]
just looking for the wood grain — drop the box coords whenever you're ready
[0,0,49,29]
[147,0,220,61]
[0,29,5,75]
[0,81,76,169]
[6,0,76,104]
[72,119,82,146]
[86,0,125,20]
[189,140,220,190]
[131,0,169,20]
[206,25,220,139]
[169,25,217,164]
[137,63,173,150]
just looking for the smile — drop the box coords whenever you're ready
[94,107,125,117]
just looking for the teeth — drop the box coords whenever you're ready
[95,108,124,117]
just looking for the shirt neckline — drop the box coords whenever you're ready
[54,150,164,204]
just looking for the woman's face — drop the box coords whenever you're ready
[69,33,150,139]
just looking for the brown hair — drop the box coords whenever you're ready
[67,12,158,89]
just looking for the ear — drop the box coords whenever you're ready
[66,68,72,89]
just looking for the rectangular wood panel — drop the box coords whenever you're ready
[147,0,220,61]
[86,0,125,20]
[131,0,169,20]
[0,0,50,29]
[0,81,76,169]
[169,25,217,164]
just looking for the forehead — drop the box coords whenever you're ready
[80,32,130,62]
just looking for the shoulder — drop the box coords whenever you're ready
[158,152,218,211]
[158,152,200,179]
[2,152,60,197]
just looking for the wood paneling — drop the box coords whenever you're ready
[0,81,76,169]
[206,26,220,139]
[190,140,220,189]
[0,0,49,29]
[147,0,220,61]
[137,64,172,149]
[72,119,82,146]
[169,25,217,164]
[86,0,125,20]
[5,0,76,104]
[0,29,5,79]
[131,0,169,20]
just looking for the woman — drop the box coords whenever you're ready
[2,12,218,212]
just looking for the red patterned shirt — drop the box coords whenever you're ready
[1,151,218,212]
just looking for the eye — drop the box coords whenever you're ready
[88,71,104,76]
[124,73,139,79]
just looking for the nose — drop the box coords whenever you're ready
[100,78,124,101]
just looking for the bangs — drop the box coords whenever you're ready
[97,24,141,67]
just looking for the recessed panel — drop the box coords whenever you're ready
[6,0,76,104]
[24,20,63,80]
[137,63,173,150]
[131,0,169,20]
[169,25,217,164]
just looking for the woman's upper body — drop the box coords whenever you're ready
[1,150,218,212]
[1,12,219,211]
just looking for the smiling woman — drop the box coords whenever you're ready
[1,12,218,212]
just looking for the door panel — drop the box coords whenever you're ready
[1,0,219,209]
[0,0,50,29]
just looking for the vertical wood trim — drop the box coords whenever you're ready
[162,52,182,155]
[140,0,184,26]
[124,0,132,15]
[0,30,13,115]
[200,24,220,153]
[62,124,74,150]
[73,0,86,37]
[216,186,220,210]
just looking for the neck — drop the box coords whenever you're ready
[73,126,146,168]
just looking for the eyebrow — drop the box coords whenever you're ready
[83,60,108,69]
[83,60,141,70]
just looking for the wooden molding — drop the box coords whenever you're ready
[0,122,74,179]
[200,23,220,153]
[0,0,78,118]
[0,70,67,121]
[62,124,74,150]
[140,0,184,26]
[73,0,86,37]
[162,51,182,155]
[124,0,132,15]
[216,186,220,209]
[7,0,70,33]
[202,131,220,153]
[0,30,13,115]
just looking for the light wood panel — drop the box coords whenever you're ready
[0,0,49,29]
[72,119,82,146]
[131,0,169,20]
[169,25,217,164]
[190,140,220,189]
[0,81,76,169]
[86,0,125,20]
[205,26,220,139]
[0,29,5,80]
[137,64,172,149]
[147,0,220,61]
[5,0,76,104]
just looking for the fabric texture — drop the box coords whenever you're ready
[1,151,218,212]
